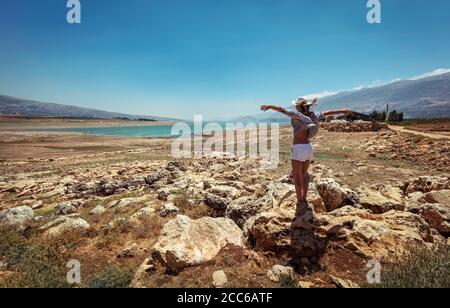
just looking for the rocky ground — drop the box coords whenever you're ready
[0,122,449,288]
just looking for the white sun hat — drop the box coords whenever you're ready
[292,97,318,107]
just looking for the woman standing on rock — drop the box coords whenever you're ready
[261,97,352,213]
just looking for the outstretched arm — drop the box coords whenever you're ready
[260,105,313,124]
[260,105,286,113]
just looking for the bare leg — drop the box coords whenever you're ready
[301,161,311,202]
[291,160,303,204]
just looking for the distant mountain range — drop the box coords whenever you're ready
[238,72,450,122]
[0,95,179,122]
[2,72,449,122]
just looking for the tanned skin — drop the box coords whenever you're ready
[261,98,352,204]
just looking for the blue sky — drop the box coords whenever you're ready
[1,0,449,119]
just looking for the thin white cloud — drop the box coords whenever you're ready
[298,68,450,101]
[303,90,339,99]
[408,68,450,80]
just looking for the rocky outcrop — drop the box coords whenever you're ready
[39,216,91,236]
[0,206,34,230]
[212,270,228,288]
[267,265,295,283]
[357,184,404,214]
[55,200,84,216]
[419,204,450,236]
[404,190,450,236]
[204,194,229,216]
[317,179,359,212]
[321,120,388,133]
[226,196,262,228]
[151,215,244,273]
[243,209,293,254]
[318,206,437,260]
[160,202,179,217]
[403,176,450,194]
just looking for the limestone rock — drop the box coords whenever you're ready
[330,275,360,288]
[404,176,450,194]
[31,200,44,210]
[267,265,295,283]
[131,205,157,220]
[118,243,139,258]
[226,196,265,228]
[420,203,450,236]
[212,270,228,288]
[0,206,34,229]
[318,206,435,260]
[89,205,106,215]
[204,194,229,215]
[160,202,179,217]
[151,215,244,273]
[243,209,294,254]
[317,179,359,212]
[357,184,404,214]
[208,185,240,200]
[108,197,148,212]
[39,216,90,236]
[424,190,450,206]
[55,200,84,216]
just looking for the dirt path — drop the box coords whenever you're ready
[388,125,450,140]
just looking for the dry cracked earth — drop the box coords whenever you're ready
[0,123,449,288]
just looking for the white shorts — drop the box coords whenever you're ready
[291,144,313,162]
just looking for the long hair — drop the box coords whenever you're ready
[300,105,310,115]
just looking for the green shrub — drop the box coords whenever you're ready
[0,227,72,288]
[279,274,298,289]
[87,265,134,288]
[372,246,449,288]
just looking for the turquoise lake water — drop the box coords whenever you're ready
[43,122,290,137]
[45,125,191,137]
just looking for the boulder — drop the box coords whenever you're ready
[267,265,295,283]
[40,186,66,198]
[404,176,450,194]
[39,216,90,236]
[212,270,228,288]
[204,194,229,215]
[151,215,244,273]
[144,170,170,186]
[31,200,44,210]
[117,243,139,258]
[225,196,264,228]
[243,209,293,254]
[316,179,359,212]
[89,205,106,215]
[330,275,360,288]
[207,185,240,200]
[157,187,179,201]
[423,190,450,206]
[420,203,450,236]
[107,197,148,212]
[160,202,179,217]
[130,205,157,221]
[264,182,296,208]
[55,200,84,216]
[318,206,435,260]
[357,184,404,214]
[0,206,34,229]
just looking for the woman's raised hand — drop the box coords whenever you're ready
[260,105,271,112]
